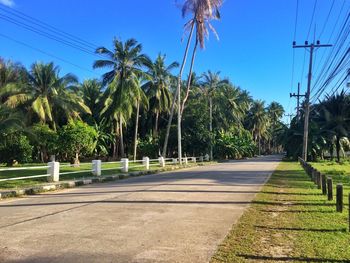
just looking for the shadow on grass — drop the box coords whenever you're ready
[255,225,347,232]
[237,254,349,262]
[261,191,322,196]
[260,209,335,214]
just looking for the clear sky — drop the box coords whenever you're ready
[0,0,349,124]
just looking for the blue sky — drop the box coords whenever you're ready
[0,0,349,123]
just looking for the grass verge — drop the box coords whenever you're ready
[211,161,350,263]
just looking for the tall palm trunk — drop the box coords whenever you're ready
[133,100,140,161]
[181,38,198,115]
[209,96,213,160]
[119,114,125,158]
[153,111,159,138]
[336,136,341,163]
[162,20,195,159]
[112,121,118,159]
[258,135,261,156]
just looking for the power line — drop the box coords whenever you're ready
[0,11,105,60]
[318,0,335,40]
[311,9,350,102]
[312,0,347,92]
[0,32,100,77]
[307,0,318,40]
[0,5,99,49]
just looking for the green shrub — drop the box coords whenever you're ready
[58,120,97,163]
[0,133,33,165]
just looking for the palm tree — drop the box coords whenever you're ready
[6,62,88,131]
[319,90,350,162]
[247,100,269,155]
[76,79,104,124]
[267,101,284,152]
[93,38,151,158]
[162,0,223,161]
[0,58,26,103]
[201,70,227,160]
[131,77,149,161]
[143,54,179,139]
[214,83,246,130]
[0,105,23,134]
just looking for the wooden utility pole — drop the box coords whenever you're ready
[284,114,294,125]
[293,41,332,161]
[290,82,305,120]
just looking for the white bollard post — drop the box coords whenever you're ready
[47,161,60,182]
[92,160,101,176]
[121,158,129,173]
[159,157,165,168]
[184,157,188,166]
[199,156,204,162]
[191,157,196,163]
[143,157,150,170]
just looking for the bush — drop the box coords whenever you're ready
[31,124,58,162]
[138,136,159,159]
[0,133,33,165]
[215,128,256,159]
[58,120,97,163]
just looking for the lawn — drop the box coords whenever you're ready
[211,161,350,263]
[0,160,181,189]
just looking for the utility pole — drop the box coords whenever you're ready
[293,41,332,161]
[290,82,305,120]
[284,114,294,125]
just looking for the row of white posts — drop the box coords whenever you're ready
[47,155,208,183]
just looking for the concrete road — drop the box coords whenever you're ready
[0,155,281,263]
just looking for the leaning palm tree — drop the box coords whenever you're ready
[201,70,227,160]
[163,0,223,160]
[5,62,88,131]
[93,38,151,158]
[143,54,179,138]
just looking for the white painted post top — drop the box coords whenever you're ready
[121,158,129,173]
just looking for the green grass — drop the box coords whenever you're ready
[310,161,350,185]
[0,160,184,189]
[211,162,350,263]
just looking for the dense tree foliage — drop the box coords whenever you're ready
[283,90,350,162]
[0,49,284,165]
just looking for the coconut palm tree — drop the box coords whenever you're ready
[267,101,284,152]
[76,79,104,124]
[5,62,88,131]
[0,58,27,103]
[201,70,227,160]
[319,90,350,162]
[143,54,179,139]
[131,77,149,161]
[93,38,151,157]
[162,0,223,160]
[247,100,269,155]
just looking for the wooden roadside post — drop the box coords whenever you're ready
[321,173,327,195]
[336,184,343,213]
[317,171,322,189]
[327,177,333,201]
[311,168,316,183]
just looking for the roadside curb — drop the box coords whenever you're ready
[0,162,213,200]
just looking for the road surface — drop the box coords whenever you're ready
[0,155,281,263]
